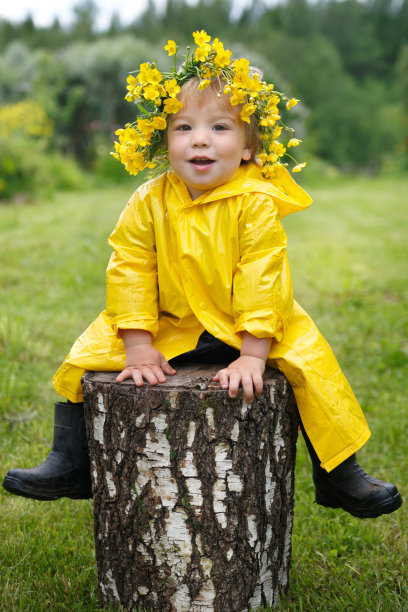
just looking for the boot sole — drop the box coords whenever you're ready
[2,475,92,501]
[316,489,403,519]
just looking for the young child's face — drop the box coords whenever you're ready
[167,90,252,200]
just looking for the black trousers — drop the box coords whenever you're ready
[169,330,240,366]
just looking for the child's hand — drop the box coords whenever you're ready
[116,335,176,387]
[213,355,266,403]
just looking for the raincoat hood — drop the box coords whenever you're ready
[167,162,313,218]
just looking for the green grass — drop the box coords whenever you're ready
[0,175,407,610]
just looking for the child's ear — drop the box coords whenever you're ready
[242,146,252,161]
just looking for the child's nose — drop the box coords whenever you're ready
[191,128,210,147]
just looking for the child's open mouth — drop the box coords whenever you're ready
[189,157,214,168]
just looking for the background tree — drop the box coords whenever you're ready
[0,0,407,199]
[71,0,98,40]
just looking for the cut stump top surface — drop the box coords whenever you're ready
[83,365,286,392]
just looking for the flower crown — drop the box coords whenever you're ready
[112,30,306,178]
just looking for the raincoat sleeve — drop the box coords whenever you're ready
[233,193,293,342]
[105,190,159,338]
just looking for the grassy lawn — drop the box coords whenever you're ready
[0,175,407,610]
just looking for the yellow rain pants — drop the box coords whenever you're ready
[53,164,370,472]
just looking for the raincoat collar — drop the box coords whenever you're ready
[166,163,312,218]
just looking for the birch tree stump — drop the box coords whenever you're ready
[82,364,298,611]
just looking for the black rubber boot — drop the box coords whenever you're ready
[300,422,402,519]
[2,401,92,501]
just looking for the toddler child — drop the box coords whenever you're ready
[3,32,402,519]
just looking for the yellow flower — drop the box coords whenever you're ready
[212,38,223,52]
[215,48,232,68]
[240,102,257,123]
[193,29,211,46]
[272,141,286,157]
[230,88,247,106]
[198,79,211,90]
[123,131,148,148]
[138,65,163,86]
[143,83,165,101]
[200,69,212,81]
[286,98,299,110]
[137,63,150,84]
[266,94,280,110]
[261,165,275,179]
[287,138,302,147]
[164,40,177,56]
[151,116,167,130]
[258,152,278,165]
[163,98,184,114]
[259,114,280,127]
[195,44,211,62]
[117,127,139,144]
[232,71,252,90]
[125,82,143,102]
[165,79,181,98]
[137,118,156,138]
[247,74,263,97]
[125,152,147,175]
[111,147,121,163]
[126,74,138,89]
[212,38,232,68]
[233,58,250,73]
[292,162,307,172]
[272,126,283,139]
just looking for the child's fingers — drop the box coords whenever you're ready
[228,370,242,398]
[116,368,132,383]
[214,368,230,389]
[253,373,264,397]
[131,369,146,387]
[140,366,166,385]
[241,373,255,403]
[160,358,177,375]
[116,367,146,387]
[117,365,167,386]
[214,361,264,402]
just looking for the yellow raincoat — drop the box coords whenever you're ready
[53,163,370,471]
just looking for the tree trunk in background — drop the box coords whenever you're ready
[82,365,298,611]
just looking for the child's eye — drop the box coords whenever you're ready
[176,124,191,131]
[213,124,228,131]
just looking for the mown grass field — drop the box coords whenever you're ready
[0,175,407,610]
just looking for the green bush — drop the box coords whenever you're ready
[0,97,88,201]
[92,146,135,183]
[0,135,87,201]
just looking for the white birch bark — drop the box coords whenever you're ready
[83,365,298,611]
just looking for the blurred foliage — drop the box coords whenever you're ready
[0,0,407,200]
[0,98,87,200]
[0,99,53,138]
[0,134,88,201]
